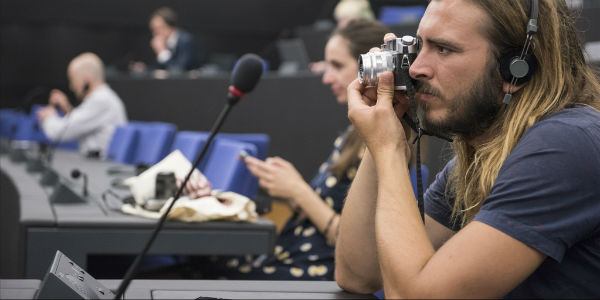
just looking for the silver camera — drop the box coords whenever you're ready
[358,35,419,90]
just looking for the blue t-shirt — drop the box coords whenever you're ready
[425,106,600,298]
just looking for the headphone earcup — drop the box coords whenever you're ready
[498,48,537,85]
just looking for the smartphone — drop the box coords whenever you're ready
[238,150,249,161]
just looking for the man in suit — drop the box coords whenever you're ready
[149,7,203,71]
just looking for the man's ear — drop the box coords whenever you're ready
[502,81,526,94]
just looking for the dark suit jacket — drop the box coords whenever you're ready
[158,29,203,71]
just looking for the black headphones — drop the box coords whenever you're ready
[499,0,539,105]
[82,82,90,95]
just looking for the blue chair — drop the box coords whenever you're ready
[217,133,270,160]
[216,133,270,198]
[170,131,210,169]
[106,124,139,164]
[130,122,177,166]
[24,105,78,150]
[0,110,26,139]
[12,115,37,141]
[202,138,258,197]
[29,104,46,118]
[26,105,51,143]
[378,5,426,26]
[0,109,13,137]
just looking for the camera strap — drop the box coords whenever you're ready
[401,67,425,222]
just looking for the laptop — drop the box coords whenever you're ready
[276,38,312,74]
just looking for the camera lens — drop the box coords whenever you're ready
[358,55,367,85]
[358,51,395,87]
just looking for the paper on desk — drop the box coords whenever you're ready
[121,190,258,222]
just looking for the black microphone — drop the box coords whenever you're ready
[71,168,89,197]
[227,53,264,105]
[114,53,264,299]
[21,86,50,114]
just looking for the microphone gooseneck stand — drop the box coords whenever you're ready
[114,53,264,299]
[114,98,238,299]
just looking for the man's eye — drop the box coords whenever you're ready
[438,46,451,54]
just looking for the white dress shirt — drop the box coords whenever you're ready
[41,84,127,157]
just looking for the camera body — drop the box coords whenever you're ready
[358,35,419,90]
[144,171,176,211]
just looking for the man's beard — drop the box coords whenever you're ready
[415,63,504,141]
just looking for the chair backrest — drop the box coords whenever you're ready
[12,115,37,141]
[106,124,139,164]
[215,133,269,198]
[26,105,51,143]
[0,110,25,139]
[216,133,270,160]
[171,131,210,169]
[378,5,426,26]
[130,122,177,166]
[202,138,258,197]
[0,109,13,138]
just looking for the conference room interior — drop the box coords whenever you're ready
[1,0,600,299]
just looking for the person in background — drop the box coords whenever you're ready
[310,0,376,74]
[131,7,203,74]
[197,19,390,281]
[335,0,600,298]
[37,52,127,158]
[333,0,376,29]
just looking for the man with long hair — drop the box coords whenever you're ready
[335,0,600,298]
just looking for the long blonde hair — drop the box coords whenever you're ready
[449,0,600,227]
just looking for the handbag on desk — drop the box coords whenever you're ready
[121,150,258,222]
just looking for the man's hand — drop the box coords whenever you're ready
[129,61,147,73]
[347,72,411,161]
[48,89,72,114]
[36,105,57,121]
[346,33,414,163]
[151,35,168,54]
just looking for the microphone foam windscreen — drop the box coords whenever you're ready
[71,169,81,179]
[231,53,264,93]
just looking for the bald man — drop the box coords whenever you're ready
[37,52,128,157]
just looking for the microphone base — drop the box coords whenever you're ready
[36,250,114,299]
[9,147,27,163]
[26,157,45,173]
[49,180,85,204]
[0,139,10,154]
[40,168,59,186]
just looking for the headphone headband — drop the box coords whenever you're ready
[528,0,539,34]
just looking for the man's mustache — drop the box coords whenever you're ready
[415,81,443,100]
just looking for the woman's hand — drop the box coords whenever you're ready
[244,156,310,210]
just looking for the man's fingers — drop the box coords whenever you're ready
[376,72,395,109]
[347,78,367,107]
[369,47,382,53]
[384,33,397,42]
